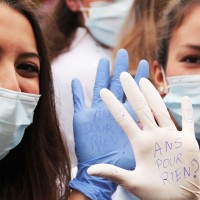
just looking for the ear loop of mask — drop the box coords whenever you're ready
[160,66,170,94]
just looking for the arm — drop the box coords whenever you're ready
[69,189,90,200]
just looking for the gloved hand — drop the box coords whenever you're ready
[88,72,200,200]
[69,49,149,200]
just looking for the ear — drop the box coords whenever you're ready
[66,0,80,11]
[152,60,166,97]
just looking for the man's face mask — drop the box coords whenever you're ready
[79,0,134,47]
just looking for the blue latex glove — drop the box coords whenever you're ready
[69,49,149,200]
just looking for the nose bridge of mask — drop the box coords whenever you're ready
[0,88,40,125]
[88,0,133,18]
[167,74,200,84]
[166,75,200,99]
[79,0,133,23]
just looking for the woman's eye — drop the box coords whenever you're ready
[185,56,200,64]
[17,63,40,77]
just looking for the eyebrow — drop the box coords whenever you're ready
[183,44,200,51]
[19,52,40,60]
[0,46,40,60]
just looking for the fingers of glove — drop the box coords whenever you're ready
[100,88,141,144]
[72,79,85,111]
[120,72,156,130]
[124,100,138,122]
[87,164,135,189]
[92,58,110,107]
[110,49,129,102]
[181,96,195,136]
[123,60,149,122]
[134,60,149,85]
[139,78,177,130]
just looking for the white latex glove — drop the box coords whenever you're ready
[87,72,200,200]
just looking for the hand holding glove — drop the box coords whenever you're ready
[69,49,149,200]
[88,72,200,200]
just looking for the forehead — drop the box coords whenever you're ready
[0,3,37,51]
[170,5,200,48]
[179,4,200,33]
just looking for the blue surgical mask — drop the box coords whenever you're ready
[0,88,40,160]
[79,0,133,47]
[162,75,200,139]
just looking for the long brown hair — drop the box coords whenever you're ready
[42,0,82,61]
[0,1,71,199]
[156,0,200,70]
[113,0,169,80]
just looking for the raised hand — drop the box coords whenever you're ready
[69,49,149,200]
[88,72,200,200]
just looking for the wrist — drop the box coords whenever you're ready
[69,189,90,200]
[69,164,117,200]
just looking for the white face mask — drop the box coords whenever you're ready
[0,88,40,160]
[79,0,133,47]
[162,74,200,140]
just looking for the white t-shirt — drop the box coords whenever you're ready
[52,27,138,200]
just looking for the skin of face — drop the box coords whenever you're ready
[153,5,200,93]
[0,4,40,94]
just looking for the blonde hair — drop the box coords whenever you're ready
[113,0,169,81]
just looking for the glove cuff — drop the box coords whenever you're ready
[69,164,117,200]
[69,179,112,200]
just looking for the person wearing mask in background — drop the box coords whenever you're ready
[152,0,200,145]
[43,0,134,199]
[84,0,200,198]
[112,0,170,82]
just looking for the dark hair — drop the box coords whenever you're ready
[156,0,200,69]
[0,1,71,199]
[42,0,82,60]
